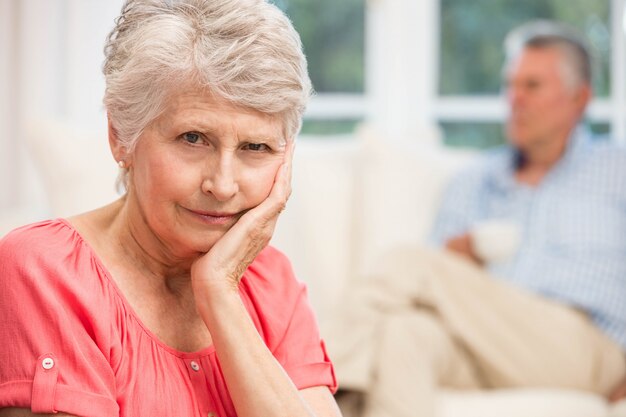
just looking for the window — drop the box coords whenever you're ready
[271,0,366,135]
[436,0,624,148]
[270,0,624,143]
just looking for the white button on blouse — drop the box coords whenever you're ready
[42,357,55,370]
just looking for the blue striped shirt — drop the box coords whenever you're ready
[430,127,626,350]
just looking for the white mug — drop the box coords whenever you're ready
[469,219,522,263]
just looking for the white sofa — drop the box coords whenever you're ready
[275,126,626,417]
[1,120,624,417]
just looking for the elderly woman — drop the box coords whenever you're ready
[0,1,340,416]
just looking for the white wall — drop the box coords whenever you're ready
[0,0,18,210]
[0,0,123,216]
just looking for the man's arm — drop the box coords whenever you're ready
[429,164,484,249]
[609,377,626,403]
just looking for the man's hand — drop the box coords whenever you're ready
[444,233,483,266]
[609,376,626,403]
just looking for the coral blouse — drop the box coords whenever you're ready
[0,219,336,417]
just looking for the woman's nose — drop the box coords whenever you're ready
[201,157,239,202]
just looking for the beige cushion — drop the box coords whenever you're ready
[610,399,626,417]
[24,119,119,217]
[440,388,608,417]
[271,135,359,327]
[350,125,474,279]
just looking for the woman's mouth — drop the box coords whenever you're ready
[183,208,240,226]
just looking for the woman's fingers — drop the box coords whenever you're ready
[242,139,293,228]
[266,139,294,214]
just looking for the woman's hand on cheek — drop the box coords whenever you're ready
[190,140,294,300]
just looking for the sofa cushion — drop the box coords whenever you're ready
[439,388,608,417]
[351,125,474,280]
[24,119,119,217]
[271,135,359,327]
[610,399,626,417]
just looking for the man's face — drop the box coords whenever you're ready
[504,47,587,152]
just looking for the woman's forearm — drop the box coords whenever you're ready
[195,287,317,417]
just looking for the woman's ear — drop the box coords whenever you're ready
[108,116,129,166]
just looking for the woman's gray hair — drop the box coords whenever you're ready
[103,0,312,156]
[504,20,593,90]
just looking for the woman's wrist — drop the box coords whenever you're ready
[192,274,244,318]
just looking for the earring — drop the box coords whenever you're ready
[118,160,126,169]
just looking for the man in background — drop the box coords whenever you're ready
[328,20,626,417]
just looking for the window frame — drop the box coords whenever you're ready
[432,0,626,145]
[303,0,626,145]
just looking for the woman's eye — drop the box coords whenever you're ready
[244,143,269,152]
[182,132,201,144]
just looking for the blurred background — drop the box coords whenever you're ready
[0,0,625,222]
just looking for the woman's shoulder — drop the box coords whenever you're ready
[0,219,121,414]
[0,218,113,307]
[0,218,79,262]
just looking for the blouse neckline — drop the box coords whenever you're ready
[56,217,217,359]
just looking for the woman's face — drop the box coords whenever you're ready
[124,90,287,258]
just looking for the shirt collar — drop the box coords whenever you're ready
[487,124,592,191]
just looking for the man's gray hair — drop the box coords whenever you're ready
[103,0,312,154]
[504,20,593,89]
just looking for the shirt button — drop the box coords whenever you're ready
[208,413,216,417]
[190,360,200,372]
[42,357,55,370]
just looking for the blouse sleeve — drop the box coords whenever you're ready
[240,246,338,393]
[0,223,119,416]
